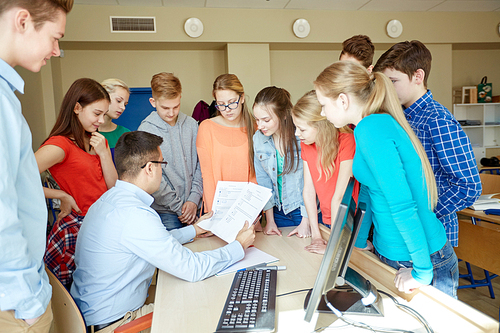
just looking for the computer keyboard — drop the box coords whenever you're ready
[215,268,277,332]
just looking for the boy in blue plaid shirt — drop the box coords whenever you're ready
[374,40,481,247]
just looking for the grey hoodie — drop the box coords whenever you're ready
[138,111,203,215]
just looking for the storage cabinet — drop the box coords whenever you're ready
[453,103,500,164]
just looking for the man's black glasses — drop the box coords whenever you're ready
[141,160,168,169]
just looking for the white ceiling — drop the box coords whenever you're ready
[75,0,500,12]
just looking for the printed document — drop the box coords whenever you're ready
[198,181,272,243]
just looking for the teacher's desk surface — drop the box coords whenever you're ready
[151,226,499,333]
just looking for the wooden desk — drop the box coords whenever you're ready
[151,228,499,333]
[458,208,500,226]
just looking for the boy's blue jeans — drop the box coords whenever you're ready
[158,212,183,231]
[375,240,458,298]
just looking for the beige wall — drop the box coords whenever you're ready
[452,49,500,100]
[17,5,500,149]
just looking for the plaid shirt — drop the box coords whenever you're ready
[44,212,84,288]
[404,90,482,246]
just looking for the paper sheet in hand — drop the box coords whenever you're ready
[197,181,272,243]
[216,247,279,276]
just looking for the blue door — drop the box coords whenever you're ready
[114,87,155,131]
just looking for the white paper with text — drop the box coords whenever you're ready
[197,181,271,243]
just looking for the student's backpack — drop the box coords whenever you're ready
[192,100,218,124]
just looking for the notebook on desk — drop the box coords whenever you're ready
[216,247,279,276]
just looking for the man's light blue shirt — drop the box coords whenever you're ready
[71,180,244,326]
[0,58,51,319]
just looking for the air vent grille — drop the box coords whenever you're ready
[110,16,156,33]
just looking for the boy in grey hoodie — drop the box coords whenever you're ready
[138,72,203,230]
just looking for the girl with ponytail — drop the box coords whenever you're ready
[314,61,458,298]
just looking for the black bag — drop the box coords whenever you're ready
[480,156,500,167]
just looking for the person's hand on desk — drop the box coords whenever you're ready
[288,216,311,238]
[263,219,282,236]
[355,240,374,253]
[394,267,423,294]
[235,221,256,250]
[305,237,327,254]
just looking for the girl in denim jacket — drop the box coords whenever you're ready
[252,86,309,238]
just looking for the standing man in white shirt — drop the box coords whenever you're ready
[0,1,73,332]
[71,131,255,333]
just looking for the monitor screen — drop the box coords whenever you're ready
[304,178,378,322]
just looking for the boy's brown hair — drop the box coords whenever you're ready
[373,40,432,88]
[0,0,73,30]
[339,35,375,69]
[151,72,182,100]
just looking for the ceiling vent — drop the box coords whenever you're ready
[110,16,156,33]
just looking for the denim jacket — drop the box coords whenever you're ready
[253,131,307,217]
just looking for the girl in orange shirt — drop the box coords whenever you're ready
[291,90,358,255]
[196,74,257,213]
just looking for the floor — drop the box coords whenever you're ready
[457,261,500,321]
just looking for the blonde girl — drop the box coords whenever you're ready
[292,90,358,254]
[99,78,130,158]
[314,61,457,297]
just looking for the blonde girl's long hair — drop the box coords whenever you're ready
[314,61,437,208]
[212,74,255,176]
[292,90,341,180]
[253,86,298,175]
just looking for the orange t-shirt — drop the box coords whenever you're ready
[301,132,358,225]
[196,119,257,212]
[42,136,108,215]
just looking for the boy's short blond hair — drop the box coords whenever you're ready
[0,0,73,30]
[151,72,182,100]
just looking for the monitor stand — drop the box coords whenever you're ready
[304,267,384,317]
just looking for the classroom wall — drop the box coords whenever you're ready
[18,5,500,149]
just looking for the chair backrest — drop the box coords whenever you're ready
[46,267,87,333]
[455,220,500,276]
[480,173,500,195]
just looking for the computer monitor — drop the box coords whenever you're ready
[304,178,383,323]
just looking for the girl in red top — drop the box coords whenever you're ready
[35,78,117,287]
[291,90,358,255]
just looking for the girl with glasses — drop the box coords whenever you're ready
[291,90,358,254]
[35,78,118,288]
[196,74,257,214]
[252,86,310,238]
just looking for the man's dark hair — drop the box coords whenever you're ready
[115,131,163,180]
[339,35,375,69]
[373,40,432,88]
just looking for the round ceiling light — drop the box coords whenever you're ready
[184,17,204,38]
[293,19,310,38]
[386,19,403,38]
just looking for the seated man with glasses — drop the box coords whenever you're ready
[71,131,256,333]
